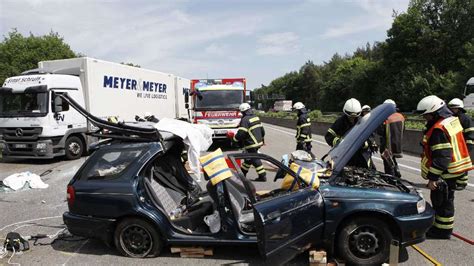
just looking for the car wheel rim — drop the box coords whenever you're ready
[68,142,81,155]
[348,225,381,259]
[120,224,153,257]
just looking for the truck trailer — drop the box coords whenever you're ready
[0,57,190,160]
[189,78,246,140]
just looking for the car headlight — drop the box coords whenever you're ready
[417,199,426,214]
[36,142,48,150]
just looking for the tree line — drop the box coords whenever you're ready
[0,30,141,85]
[253,0,474,112]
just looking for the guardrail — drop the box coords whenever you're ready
[260,117,424,155]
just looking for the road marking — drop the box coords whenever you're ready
[411,245,442,266]
[264,124,474,188]
[452,232,474,245]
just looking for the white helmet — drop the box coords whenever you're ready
[384,99,396,106]
[448,98,464,109]
[343,98,362,117]
[416,95,445,115]
[293,102,305,110]
[239,103,251,112]
[361,105,371,112]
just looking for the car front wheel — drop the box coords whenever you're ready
[337,217,392,265]
[114,218,163,258]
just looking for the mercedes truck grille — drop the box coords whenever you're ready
[1,127,43,141]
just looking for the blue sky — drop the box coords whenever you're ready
[0,0,409,89]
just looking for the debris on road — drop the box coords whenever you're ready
[170,246,213,258]
[1,172,49,191]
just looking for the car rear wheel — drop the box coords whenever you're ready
[337,217,392,265]
[65,136,83,160]
[114,218,163,258]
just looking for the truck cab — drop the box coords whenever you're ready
[0,74,88,159]
[190,78,245,139]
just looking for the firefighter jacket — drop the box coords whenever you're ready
[456,112,474,153]
[325,115,358,147]
[378,112,405,157]
[421,116,473,181]
[233,111,265,150]
[296,110,312,143]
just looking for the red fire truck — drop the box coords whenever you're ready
[190,78,246,140]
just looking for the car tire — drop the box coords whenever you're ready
[114,218,163,258]
[65,136,83,160]
[337,217,392,266]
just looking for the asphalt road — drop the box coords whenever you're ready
[0,123,473,265]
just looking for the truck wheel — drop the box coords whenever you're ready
[114,218,163,258]
[337,217,392,265]
[65,136,83,160]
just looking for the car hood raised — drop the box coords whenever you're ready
[327,103,396,176]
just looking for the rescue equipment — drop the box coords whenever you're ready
[281,162,321,191]
[200,148,233,185]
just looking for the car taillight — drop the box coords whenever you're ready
[67,185,75,206]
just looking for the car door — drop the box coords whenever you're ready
[228,153,325,264]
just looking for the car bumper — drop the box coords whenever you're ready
[1,139,61,159]
[396,204,435,246]
[63,212,116,244]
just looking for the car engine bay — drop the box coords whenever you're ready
[337,166,412,193]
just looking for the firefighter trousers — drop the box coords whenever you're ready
[430,178,456,235]
[296,141,312,153]
[241,148,266,178]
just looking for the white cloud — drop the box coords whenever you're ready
[257,32,300,56]
[321,0,409,39]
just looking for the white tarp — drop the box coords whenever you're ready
[154,118,213,181]
[2,172,49,191]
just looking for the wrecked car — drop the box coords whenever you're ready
[59,93,434,265]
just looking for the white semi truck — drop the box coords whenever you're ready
[0,57,190,159]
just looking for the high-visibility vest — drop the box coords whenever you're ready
[281,163,321,191]
[200,148,233,185]
[421,117,473,179]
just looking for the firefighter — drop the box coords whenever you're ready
[229,103,266,182]
[361,105,371,117]
[325,98,375,168]
[417,95,473,239]
[378,99,405,177]
[293,102,313,153]
[448,98,474,190]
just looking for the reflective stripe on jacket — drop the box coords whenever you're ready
[421,116,473,180]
